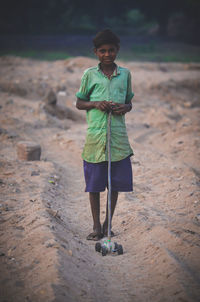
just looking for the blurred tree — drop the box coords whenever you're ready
[134,0,200,36]
[0,0,199,39]
[133,0,178,35]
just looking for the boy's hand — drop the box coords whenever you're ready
[111,103,132,115]
[94,101,113,112]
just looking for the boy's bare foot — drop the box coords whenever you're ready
[86,230,103,241]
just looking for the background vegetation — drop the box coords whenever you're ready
[0,0,200,62]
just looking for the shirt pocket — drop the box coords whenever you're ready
[114,87,127,103]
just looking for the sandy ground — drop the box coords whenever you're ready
[0,56,200,302]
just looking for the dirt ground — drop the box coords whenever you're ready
[0,55,200,302]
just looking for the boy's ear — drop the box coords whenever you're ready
[94,48,97,56]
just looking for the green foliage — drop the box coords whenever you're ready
[132,42,156,53]
[126,9,145,26]
[127,42,200,62]
[104,16,124,29]
[0,0,199,42]
[1,42,200,63]
[69,14,96,32]
[0,50,71,61]
[59,7,74,30]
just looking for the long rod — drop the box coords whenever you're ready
[107,111,112,241]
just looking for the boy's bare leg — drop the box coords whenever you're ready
[103,191,118,236]
[87,192,102,240]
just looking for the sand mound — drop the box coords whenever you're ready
[64,56,98,69]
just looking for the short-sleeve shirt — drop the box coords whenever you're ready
[76,63,134,163]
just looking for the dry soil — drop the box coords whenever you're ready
[0,56,200,302]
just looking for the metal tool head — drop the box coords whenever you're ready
[95,240,123,256]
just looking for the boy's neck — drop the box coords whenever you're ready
[100,62,116,72]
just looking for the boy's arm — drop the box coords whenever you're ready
[76,98,113,112]
[76,98,96,110]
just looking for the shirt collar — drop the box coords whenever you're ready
[97,63,120,76]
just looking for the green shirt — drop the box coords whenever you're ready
[76,64,134,163]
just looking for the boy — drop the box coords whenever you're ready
[76,29,134,241]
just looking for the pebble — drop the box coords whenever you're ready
[8,249,13,257]
[0,178,5,184]
[53,175,60,181]
[46,208,61,218]
[31,171,40,176]
[45,239,57,248]
[34,259,40,264]
[13,188,21,193]
[58,91,66,96]
[6,99,14,105]
[67,249,73,256]
[30,199,36,202]
[195,214,200,222]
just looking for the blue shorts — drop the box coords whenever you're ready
[83,156,133,192]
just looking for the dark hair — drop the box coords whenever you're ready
[93,29,120,48]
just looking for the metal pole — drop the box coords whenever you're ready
[107,111,112,241]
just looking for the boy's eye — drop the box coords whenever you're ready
[99,49,115,54]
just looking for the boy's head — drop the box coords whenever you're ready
[93,29,120,49]
[93,29,120,66]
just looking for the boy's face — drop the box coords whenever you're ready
[94,44,119,66]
